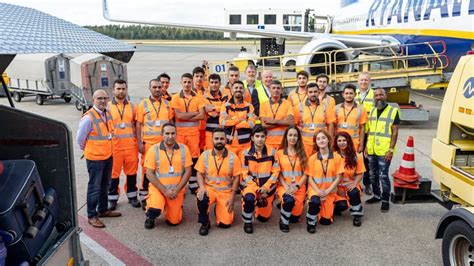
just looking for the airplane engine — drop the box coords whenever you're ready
[296,38,352,75]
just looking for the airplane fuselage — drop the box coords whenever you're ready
[332,0,474,71]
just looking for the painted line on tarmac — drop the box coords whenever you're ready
[80,233,125,266]
[79,215,152,266]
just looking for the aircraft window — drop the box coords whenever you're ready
[229,14,241,25]
[247,14,259,25]
[264,14,277,25]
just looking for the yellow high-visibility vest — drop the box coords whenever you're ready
[366,105,399,156]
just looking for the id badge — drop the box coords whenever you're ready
[107,133,113,140]
[309,123,315,130]
[215,179,221,185]
[169,166,174,174]
[119,122,126,129]
[375,139,380,145]
[155,120,161,127]
[342,122,347,128]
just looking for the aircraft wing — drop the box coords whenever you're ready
[103,0,400,46]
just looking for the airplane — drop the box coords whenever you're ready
[103,0,474,73]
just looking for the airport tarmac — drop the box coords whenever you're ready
[0,44,447,265]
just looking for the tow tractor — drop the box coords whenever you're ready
[431,52,474,265]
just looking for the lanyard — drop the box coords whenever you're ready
[308,104,320,123]
[286,152,298,182]
[183,96,193,112]
[270,101,282,119]
[319,157,329,178]
[116,103,126,122]
[343,104,356,122]
[213,154,225,176]
[359,91,369,104]
[150,99,162,119]
[164,148,175,167]
[94,109,109,131]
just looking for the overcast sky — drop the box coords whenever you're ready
[1,0,339,26]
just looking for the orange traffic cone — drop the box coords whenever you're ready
[393,136,420,189]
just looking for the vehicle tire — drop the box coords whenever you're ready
[35,95,44,105]
[442,220,474,266]
[64,96,72,103]
[13,91,21,102]
[247,60,255,66]
[75,100,83,111]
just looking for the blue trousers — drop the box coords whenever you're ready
[86,157,113,218]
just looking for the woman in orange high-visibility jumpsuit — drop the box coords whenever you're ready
[305,129,344,234]
[333,131,366,227]
[276,125,308,233]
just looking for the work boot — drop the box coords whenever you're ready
[98,210,122,218]
[243,223,253,234]
[128,198,141,208]
[365,197,381,204]
[381,202,390,212]
[199,223,210,236]
[306,224,316,234]
[144,218,155,229]
[108,200,117,211]
[256,215,270,223]
[279,221,289,233]
[353,217,362,227]
[88,217,105,228]
[141,199,147,211]
[364,186,373,196]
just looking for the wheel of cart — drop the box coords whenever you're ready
[74,100,83,111]
[63,95,72,103]
[35,95,45,105]
[13,91,22,102]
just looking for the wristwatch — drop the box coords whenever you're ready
[389,148,394,153]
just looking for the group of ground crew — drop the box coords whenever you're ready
[77,64,399,235]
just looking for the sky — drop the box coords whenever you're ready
[1,0,340,26]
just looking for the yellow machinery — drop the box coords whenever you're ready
[431,53,473,265]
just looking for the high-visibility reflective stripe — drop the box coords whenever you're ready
[114,122,134,129]
[367,132,391,138]
[144,131,162,136]
[207,176,229,182]
[145,120,169,126]
[179,144,186,175]
[156,173,182,178]
[249,172,271,178]
[351,211,364,216]
[212,186,231,191]
[237,134,251,140]
[88,112,106,138]
[351,204,362,211]
[301,132,315,138]
[281,170,303,177]
[269,175,278,182]
[188,183,199,189]
[206,123,220,128]
[241,175,254,186]
[242,212,253,222]
[306,213,317,225]
[176,121,199,127]
[280,209,291,225]
[126,191,137,198]
[108,195,119,200]
[88,135,110,140]
[312,176,335,184]
[302,123,326,128]
[267,130,285,136]
[204,151,209,173]
[114,133,135,139]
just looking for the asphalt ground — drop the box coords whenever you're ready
[0,43,447,265]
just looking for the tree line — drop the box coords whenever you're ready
[85,25,224,40]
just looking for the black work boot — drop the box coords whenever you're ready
[307,224,316,234]
[199,223,210,236]
[353,216,362,227]
[129,198,141,208]
[279,221,289,233]
[365,197,381,204]
[381,202,390,212]
[108,200,117,211]
[144,218,155,229]
[243,223,253,234]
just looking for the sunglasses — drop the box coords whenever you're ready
[96,97,109,100]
